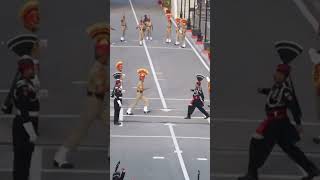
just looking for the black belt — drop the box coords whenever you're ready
[137,90,143,93]
[87,91,104,100]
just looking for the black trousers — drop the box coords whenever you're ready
[247,120,317,177]
[114,99,122,124]
[187,100,209,117]
[12,117,37,180]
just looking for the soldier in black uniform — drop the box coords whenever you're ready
[184,74,210,119]
[112,161,126,180]
[2,34,40,114]
[111,72,122,126]
[12,57,39,180]
[238,63,320,180]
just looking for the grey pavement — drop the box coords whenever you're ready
[213,0,320,180]
[0,1,108,180]
[110,0,210,179]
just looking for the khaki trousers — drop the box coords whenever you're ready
[129,92,149,108]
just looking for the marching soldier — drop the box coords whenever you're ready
[145,15,153,41]
[174,17,181,45]
[136,19,145,46]
[165,12,172,43]
[126,68,150,115]
[120,15,127,42]
[239,42,320,180]
[308,49,320,144]
[12,57,39,180]
[111,72,123,126]
[53,22,108,168]
[180,18,187,48]
[115,60,125,83]
[184,74,210,119]
[2,34,40,114]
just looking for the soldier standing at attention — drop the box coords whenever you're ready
[136,19,145,46]
[53,23,109,168]
[180,18,187,48]
[120,15,127,42]
[165,11,172,43]
[111,72,123,126]
[126,68,151,115]
[174,17,181,46]
[12,57,39,180]
[145,15,153,41]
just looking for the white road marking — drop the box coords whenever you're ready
[153,156,165,159]
[111,114,209,120]
[111,45,192,50]
[171,18,210,72]
[196,158,208,161]
[292,0,319,32]
[111,135,210,140]
[111,97,209,102]
[42,169,109,174]
[165,123,190,180]
[30,147,42,180]
[128,0,168,111]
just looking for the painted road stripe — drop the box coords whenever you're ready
[165,123,190,180]
[111,135,210,140]
[129,0,168,110]
[292,0,319,32]
[153,156,165,159]
[110,114,210,120]
[196,158,208,161]
[111,45,192,50]
[111,97,209,102]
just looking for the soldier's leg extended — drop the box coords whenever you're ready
[175,31,180,45]
[139,31,144,46]
[54,97,102,167]
[195,103,210,118]
[185,104,196,119]
[181,34,186,48]
[141,95,150,113]
[278,140,320,179]
[13,145,34,180]
[127,93,142,114]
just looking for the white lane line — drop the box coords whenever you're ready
[165,123,190,180]
[128,0,168,110]
[111,114,210,120]
[213,173,304,179]
[111,135,210,140]
[111,97,209,102]
[293,0,319,32]
[42,169,109,174]
[196,158,208,161]
[215,117,320,126]
[153,156,165,159]
[171,18,210,72]
[30,147,42,180]
[111,45,192,50]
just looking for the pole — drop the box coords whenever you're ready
[184,0,186,18]
[180,0,183,18]
[187,0,191,29]
[204,0,208,42]
[197,0,203,42]
[193,0,196,28]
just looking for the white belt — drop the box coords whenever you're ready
[16,110,39,117]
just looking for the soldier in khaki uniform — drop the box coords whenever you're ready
[174,17,181,45]
[165,12,172,43]
[180,18,187,48]
[145,16,153,41]
[53,23,109,168]
[120,15,127,42]
[136,19,145,46]
[126,68,151,115]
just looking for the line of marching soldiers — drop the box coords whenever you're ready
[119,10,188,48]
[1,0,110,179]
[111,60,211,126]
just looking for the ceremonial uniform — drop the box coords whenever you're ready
[180,19,187,48]
[111,72,122,125]
[239,42,319,180]
[165,12,172,43]
[113,161,126,180]
[145,16,153,40]
[184,74,210,119]
[126,68,150,115]
[54,22,109,168]
[19,0,40,33]
[12,58,39,180]
[137,20,145,46]
[120,16,127,42]
[174,18,181,45]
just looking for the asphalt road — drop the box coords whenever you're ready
[110,0,210,179]
[213,0,320,179]
[0,1,108,180]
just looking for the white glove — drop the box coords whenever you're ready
[117,100,122,107]
[206,77,210,82]
[23,122,38,143]
[179,30,182,34]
